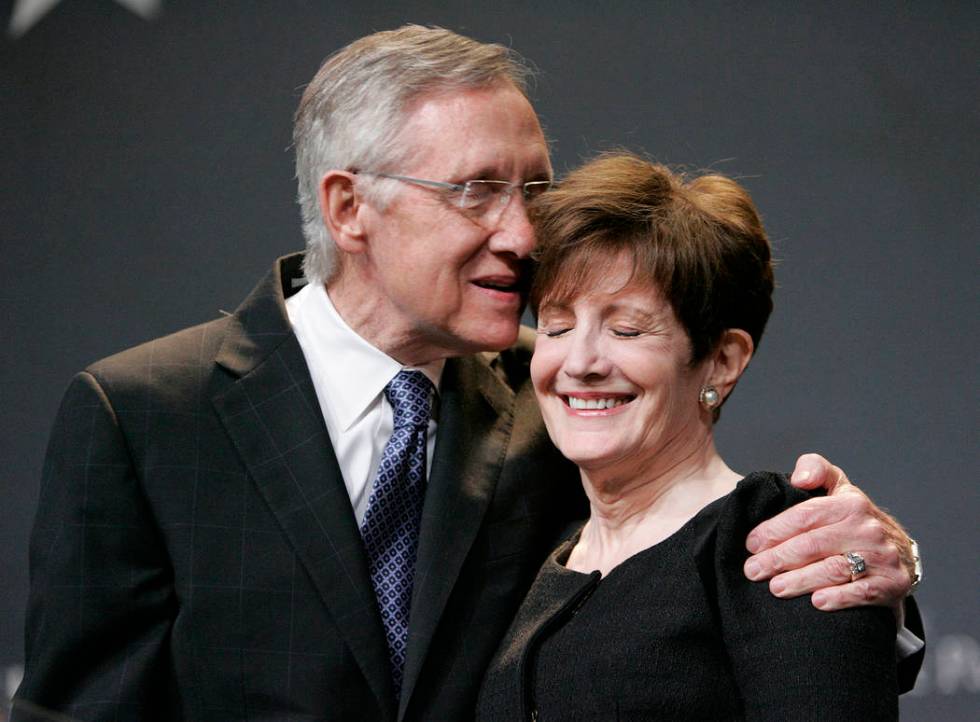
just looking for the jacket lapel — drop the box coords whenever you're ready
[210,255,396,719]
[398,352,516,718]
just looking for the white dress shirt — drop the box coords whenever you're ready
[286,282,443,526]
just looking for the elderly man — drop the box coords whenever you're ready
[15,25,922,722]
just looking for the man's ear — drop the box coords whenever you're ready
[706,328,754,402]
[318,170,369,254]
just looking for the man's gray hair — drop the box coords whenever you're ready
[294,25,534,284]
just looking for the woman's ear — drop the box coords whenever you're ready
[706,329,754,402]
[317,170,368,254]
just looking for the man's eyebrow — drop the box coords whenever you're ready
[454,165,552,182]
[446,164,496,182]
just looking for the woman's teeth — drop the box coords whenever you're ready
[566,396,629,410]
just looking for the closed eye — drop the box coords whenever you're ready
[538,327,572,338]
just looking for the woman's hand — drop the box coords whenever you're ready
[743,453,917,617]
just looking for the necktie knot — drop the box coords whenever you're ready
[385,370,433,430]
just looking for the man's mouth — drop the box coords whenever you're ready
[473,279,520,293]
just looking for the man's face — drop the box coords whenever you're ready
[353,83,551,364]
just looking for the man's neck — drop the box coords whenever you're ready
[326,277,455,367]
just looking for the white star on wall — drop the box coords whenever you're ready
[8,0,162,38]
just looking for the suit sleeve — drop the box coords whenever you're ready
[897,596,925,693]
[703,475,898,721]
[14,372,180,722]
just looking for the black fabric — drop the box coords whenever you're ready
[14,254,582,722]
[14,254,922,721]
[898,594,926,693]
[477,472,899,721]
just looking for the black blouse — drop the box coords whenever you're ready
[476,472,898,721]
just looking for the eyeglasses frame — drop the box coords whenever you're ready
[356,171,551,215]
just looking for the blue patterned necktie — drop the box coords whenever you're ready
[360,369,434,699]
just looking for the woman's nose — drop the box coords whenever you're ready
[562,330,611,380]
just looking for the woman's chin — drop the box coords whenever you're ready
[560,447,630,476]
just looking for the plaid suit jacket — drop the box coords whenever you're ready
[15,254,582,721]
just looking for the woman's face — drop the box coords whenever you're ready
[530,255,712,480]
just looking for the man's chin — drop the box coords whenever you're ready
[460,320,521,354]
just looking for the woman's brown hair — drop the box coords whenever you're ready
[530,152,774,365]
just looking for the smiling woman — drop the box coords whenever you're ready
[531,259,729,491]
[476,153,900,720]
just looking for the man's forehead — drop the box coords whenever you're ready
[397,85,551,178]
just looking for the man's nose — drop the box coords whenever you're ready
[488,193,536,258]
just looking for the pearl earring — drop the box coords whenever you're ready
[699,385,720,409]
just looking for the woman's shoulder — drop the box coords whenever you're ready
[693,472,899,718]
[729,470,817,519]
[689,471,819,560]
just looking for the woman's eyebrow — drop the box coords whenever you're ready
[536,300,573,315]
[604,302,666,324]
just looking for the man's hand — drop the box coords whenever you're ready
[743,453,916,616]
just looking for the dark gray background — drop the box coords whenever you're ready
[2,1,977,719]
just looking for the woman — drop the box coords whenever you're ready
[476,153,898,720]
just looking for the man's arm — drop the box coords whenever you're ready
[13,372,179,721]
[742,453,924,693]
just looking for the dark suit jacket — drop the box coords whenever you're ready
[15,254,583,721]
[15,254,922,721]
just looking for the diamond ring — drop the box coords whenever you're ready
[844,551,867,581]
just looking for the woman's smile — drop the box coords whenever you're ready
[563,393,636,412]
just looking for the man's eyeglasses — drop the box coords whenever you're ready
[358,171,552,224]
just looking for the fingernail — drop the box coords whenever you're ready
[795,469,811,482]
[813,591,828,609]
[746,533,761,553]
[770,578,786,595]
[745,559,762,580]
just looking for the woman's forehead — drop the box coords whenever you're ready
[537,249,660,305]
[538,277,667,315]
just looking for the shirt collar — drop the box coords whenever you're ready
[286,282,443,431]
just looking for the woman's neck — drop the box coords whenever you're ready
[567,435,740,576]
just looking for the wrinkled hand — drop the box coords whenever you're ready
[744,453,915,616]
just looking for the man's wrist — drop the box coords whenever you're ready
[907,538,922,594]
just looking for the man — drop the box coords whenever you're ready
[15,26,922,722]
